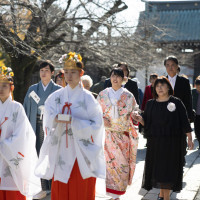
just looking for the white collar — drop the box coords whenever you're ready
[0,95,12,106]
[168,74,177,80]
[67,84,80,94]
[65,83,82,102]
[109,87,123,101]
[110,87,123,95]
[42,81,50,91]
[108,87,123,119]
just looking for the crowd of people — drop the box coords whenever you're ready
[0,52,199,200]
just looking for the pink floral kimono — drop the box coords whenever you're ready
[97,87,138,196]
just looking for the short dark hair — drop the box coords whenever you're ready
[39,60,55,72]
[110,68,124,79]
[164,56,179,66]
[153,76,174,99]
[195,76,200,85]
[118,62,130,77]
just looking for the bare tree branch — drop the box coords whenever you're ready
[42,0,57,11]
[40,33,67,51]
[10,0,17,32]
[46,0,72,36]
[84,0,128,38]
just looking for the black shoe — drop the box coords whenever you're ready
[158,198,164,200]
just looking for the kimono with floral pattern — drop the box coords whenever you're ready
[97,88,138,195]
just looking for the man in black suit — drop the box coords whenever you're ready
[164,56,193,121]
[104,62,140,104]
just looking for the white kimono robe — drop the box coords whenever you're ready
[35,84,106,183]
[0,96,41,197]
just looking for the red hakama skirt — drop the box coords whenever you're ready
[51,160,96,200]
[0,190,26,200]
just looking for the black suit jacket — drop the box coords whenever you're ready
[192,88,199,111]
[168,75,193,120]
[104,78,140,105]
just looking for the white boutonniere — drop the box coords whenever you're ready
[167,102,176,112]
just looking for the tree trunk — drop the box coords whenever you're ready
[10,54,37,103]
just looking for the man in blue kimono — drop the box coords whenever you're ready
[23,60,61,198]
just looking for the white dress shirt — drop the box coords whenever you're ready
[168,74,177,89]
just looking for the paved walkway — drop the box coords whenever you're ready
[42,131,200,200]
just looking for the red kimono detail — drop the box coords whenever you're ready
[0,190,26,200]
[51,160,96,200]
[141,85,153,111]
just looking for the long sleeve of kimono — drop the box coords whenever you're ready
[35,92,64,180]
[43,93,58,133]
[71,95,106,179]
[72,95,104,142]
[0,104,41,197]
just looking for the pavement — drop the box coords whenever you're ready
[42,127,200,200]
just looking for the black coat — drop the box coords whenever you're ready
[192,88,199,111]
[168,75,193,120]
[104,78,140,105]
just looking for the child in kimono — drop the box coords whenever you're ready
[23,61,61,198]
[35,52,106,200]
[0,66,41,200]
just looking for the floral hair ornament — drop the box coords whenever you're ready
[0,65,14,84]
[59,52,84,70]
[0,65,14,100]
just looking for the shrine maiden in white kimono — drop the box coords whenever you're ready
[0,96,41,197]
[35,83,106,183]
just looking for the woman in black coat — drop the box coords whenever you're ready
[133,76,194,200]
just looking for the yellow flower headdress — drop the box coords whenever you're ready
[59,52,83,70]
[0,65,14,84]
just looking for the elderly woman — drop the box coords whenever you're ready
[0,66,41,199]
[97,68,138,200]
[81,75,93,90]
[35,52,106,200]
[81,75,98,98]
[133,76,194,200]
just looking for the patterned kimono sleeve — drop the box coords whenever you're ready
[97,91,107,117]
[0,104,41,197]
[35,93,64,181]
[128,93,139,185]
[72,94,104,142]
[131,93,139,112]
[71,93,106,179]
[128,93,139,126]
